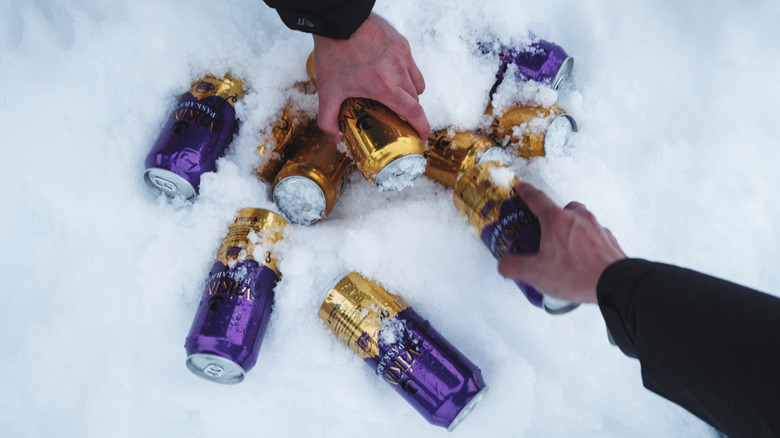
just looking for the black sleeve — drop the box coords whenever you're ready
[597,258,780,438]
[263,0,376,40]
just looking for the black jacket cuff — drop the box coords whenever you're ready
[264,0,376,40]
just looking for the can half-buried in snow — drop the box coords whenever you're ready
[319,272,487,430]
[272,123,353,225]
[144,73,245,200]
[255,81,316,184]
[482,39,574,91]
[185,208,288,383]
[453,161,579,314]
[425,129,511,189]
[488,104,578,159]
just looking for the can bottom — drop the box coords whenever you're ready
[542,295,580,315]
[143,168,196,200]
[543,115,578,158]
[186,353,245,384]
[447,385,489,432]
[477,146,512,165]
[273,175,327,226]
[375,154,427,192]
[553,56,574,90]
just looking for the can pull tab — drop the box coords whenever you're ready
[203,363,225,377]
[152,176,178,192]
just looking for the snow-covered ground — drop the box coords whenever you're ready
[2,1,779,437]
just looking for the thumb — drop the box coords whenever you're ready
[317,92,343,141]
[497,253,543,283]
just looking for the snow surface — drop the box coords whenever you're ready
[2,0,780,437]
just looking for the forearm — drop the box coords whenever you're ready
[597,258,780,437]
[263,0,375,39]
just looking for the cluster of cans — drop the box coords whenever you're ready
[144,37,578,431]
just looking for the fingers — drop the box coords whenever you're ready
[497,253,542,282]
[372,88,430,139]
[316,89,344,141]
[407,55,426,95]
[514,180,558,220]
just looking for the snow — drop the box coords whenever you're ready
[2,0,779,437]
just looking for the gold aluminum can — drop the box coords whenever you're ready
[488,105,578,159]
[256,104,311,183]
[272,124,353,225]
[319,272,409,359]
[216,208,288,276]
[425,130,510,189]
[338,98,427,191]
[306,52,318,89]
[190,73,245,106]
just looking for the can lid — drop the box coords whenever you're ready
[542,295,580,315]
[143,168,196,200]
[185,353,245,384]
[374,154,427,192]
[552,56,574,90]
[477,146,512,165]
[273,175,327,226]
[447,385,489,432]
[543,114,578,158]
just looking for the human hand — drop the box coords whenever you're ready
[497,181,627,304]
[311,12,429,141]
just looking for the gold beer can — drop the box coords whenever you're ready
[488,105,578,159]
[338,98,427,192]
[272,123,353,226]
[306,52,426,192]
[425,129,511,189]
[255,81,316,183]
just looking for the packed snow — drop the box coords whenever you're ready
[2,1,779,437]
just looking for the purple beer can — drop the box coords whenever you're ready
[185,208,288,384]
[482,39,574,92]
[319,272,488,431]
[453,161,579,315]
[144,74,245,200]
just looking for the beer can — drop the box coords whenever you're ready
[255,103,310,183]
[425,129,511,189]
[272,123,353,225]
[453,161,579,314]
[319,272,487,430]
[483,39,574,91]
[338,98,427,192]
[144,73,245,200]
[489,104,578,159]
[305,52,426,192]
[185,208,288,383]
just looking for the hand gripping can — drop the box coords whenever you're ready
[425,129,511,189]
[453,161,579,314]
[307,51,426,192]
[272,123,353,225]
[338,98,427,192]
[144,73,245,200]
[483,39,574,92]
[488,105,578,159]
[185,208,288,383]
[319,272,487,430]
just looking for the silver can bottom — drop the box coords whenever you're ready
[553,56,574,90]
[543,114,578,158]
[273,175,327,226]
[143,168,196,200]
[375,154,427,192]
[448,385,489,432]
[186,353,245,384]
[542,295,580,315]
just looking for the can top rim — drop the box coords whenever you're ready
[143,168,197,200]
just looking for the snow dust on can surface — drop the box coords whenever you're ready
[272,124,353,226]
[338,98,427,192]
[144,73,245,200]
[185,208,288,384]
[425,129,511,189]
[453,161,579,314]
[488,104,578,159]
[319,272,487,431]
[255,103,310,184]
